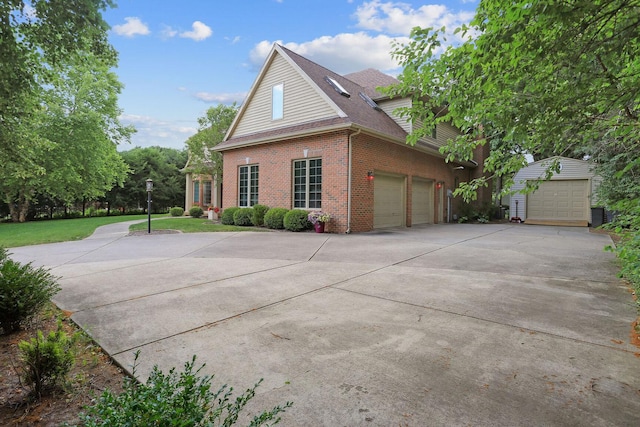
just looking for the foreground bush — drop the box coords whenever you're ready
[80,352,292,426]
[264,208,289,230]
[170,207,185,217]
[221,207,240,225]
[284,209,311,232]
[0,247,60,334]
[18,320,77,396]
[189,206,204,218]
[252,204,270,227]
[233,208,255,226]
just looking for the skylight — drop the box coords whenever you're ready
[359,92,382,111]
[324,76,350,98]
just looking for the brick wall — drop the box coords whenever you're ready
[220,130,487,233]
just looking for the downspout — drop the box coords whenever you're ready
[346,128,362,234]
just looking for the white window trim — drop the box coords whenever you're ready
[238,164,259,207]
[272,83,284,121]
[293,158,322,209]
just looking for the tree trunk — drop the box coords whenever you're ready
[6,190,30,222]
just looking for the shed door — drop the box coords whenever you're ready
[374,174,405,228]
[412,179,434,225]
[527,180,588,221]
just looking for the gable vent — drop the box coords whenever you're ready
[324,76,350,98]
[359,92,382,111]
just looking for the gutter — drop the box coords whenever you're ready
[346,127,362,234]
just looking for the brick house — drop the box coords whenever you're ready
[214,44,490,233]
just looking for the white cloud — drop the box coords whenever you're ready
[161,25,178,39]
[112,17,150,38]
[250,32,406,75]
[118,114,197,150]
[248,2,474,75]
[194,92,247,104]
[225,35,241,44]
[179,21,213,41]
[353,1,474,36]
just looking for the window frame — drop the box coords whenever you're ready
[238,164,259,207]
[272,83,284,121]
[292,158,322,209]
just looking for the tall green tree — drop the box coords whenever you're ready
[0,1,131,222]
[384,0,639,201]
[184,104,238,178]
[1,0,116,161]
[112,147,188,213]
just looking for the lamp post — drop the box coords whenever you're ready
[146,179,153,234]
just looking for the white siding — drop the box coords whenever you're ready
[509,156,600,223]
[377,97,461,149]
[378,97,412,134]
[231,54,337,138]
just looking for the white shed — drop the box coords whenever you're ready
[509,156,601,226]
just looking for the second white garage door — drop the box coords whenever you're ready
[411,178,434,225]
[374,173,405,228]
[526,180,589,224]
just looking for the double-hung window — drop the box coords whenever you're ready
[293,158,322,209]
[239,165,259,207]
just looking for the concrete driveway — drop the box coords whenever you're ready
[10,223,640,426]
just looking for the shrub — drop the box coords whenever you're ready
[221,207,240,225]
[189,206,204,218]
[0,248,61,335]
[80,351,292,426]
[18,320,77,396]
[170,207,185,217]
[233,208,254,226]
[252,204,270,227]
[284,209,311,232]
[264,208,289,229]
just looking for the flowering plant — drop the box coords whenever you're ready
[213,206,220,213]
[308,211,330,224]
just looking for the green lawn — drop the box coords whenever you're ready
[0,215,165,248]
[130,218,268,233]
[0,215,269,248]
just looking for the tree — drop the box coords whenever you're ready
[184,104,238,178]
[0,51,132,222]
[112,147,188,213]
[1,0,116,162]
[384,0,639,202]
[0,1,130,222]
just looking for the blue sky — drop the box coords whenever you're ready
[104,1,478,151]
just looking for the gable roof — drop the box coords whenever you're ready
[343,68,399,100]
[215,44,408,152]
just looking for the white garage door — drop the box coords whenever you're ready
[412,179,434,225]
[527,180,588,222]
[374,174,405,228]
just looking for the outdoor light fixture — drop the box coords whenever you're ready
[436,182,443,189]
[146,179,153,233]
[367,171,374,181]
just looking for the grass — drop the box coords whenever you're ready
[130,218,269,233]
[0,215,269,249]
[0,215,166,248]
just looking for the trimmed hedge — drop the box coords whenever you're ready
[264,208,289,230]
[233,208,254,226]
[284,209,311,232]
[251,204,270,227]
[189,206,204,218]
[221,207,240,225]
[169,207,184,217]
